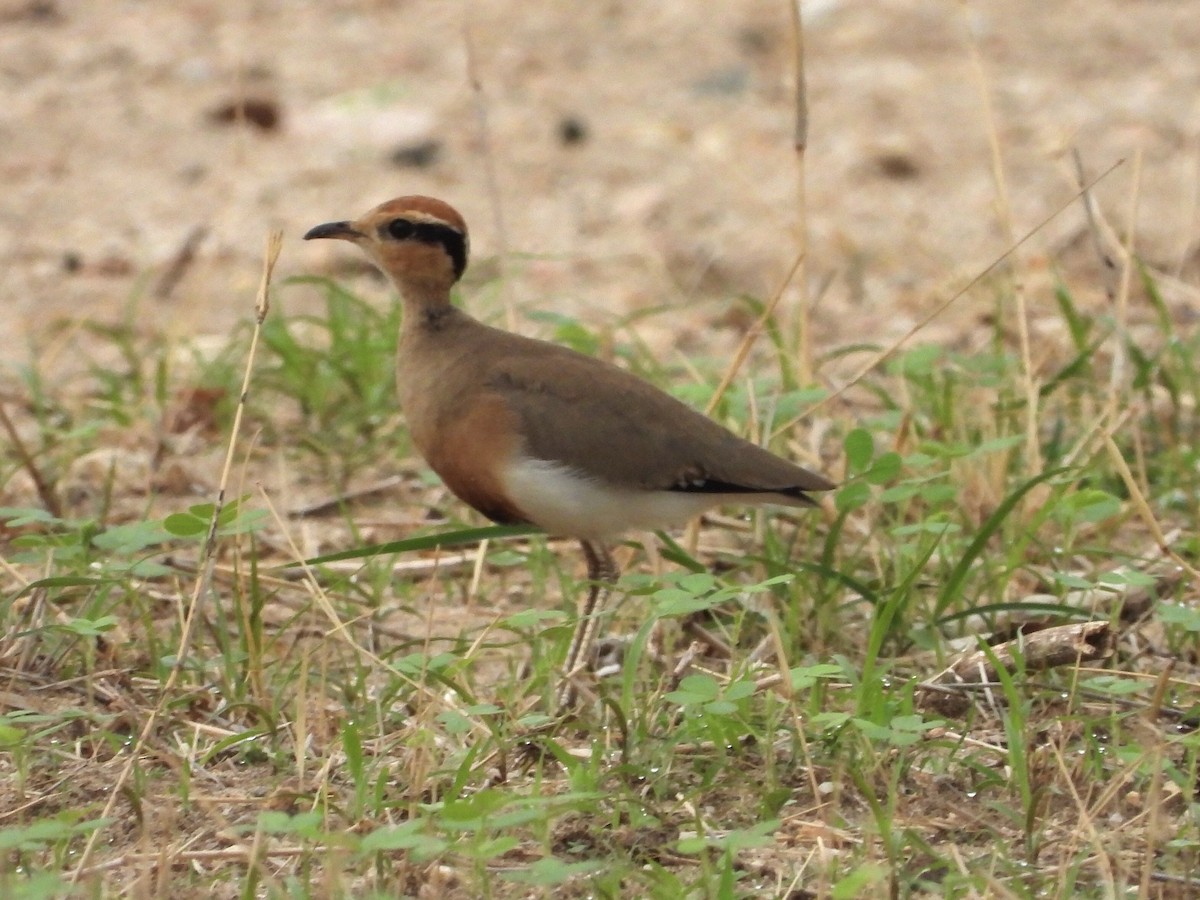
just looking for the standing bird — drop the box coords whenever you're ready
[304,196,834,707]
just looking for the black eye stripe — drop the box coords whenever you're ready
[381,218,468,281]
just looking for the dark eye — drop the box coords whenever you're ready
[386,218,416,240]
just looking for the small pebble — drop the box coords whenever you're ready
[558,116,588,146]
[208,97,282,132]
[390,139,442,168]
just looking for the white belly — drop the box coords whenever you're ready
[501,457,719,540]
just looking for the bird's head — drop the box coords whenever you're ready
[304,195,469,296]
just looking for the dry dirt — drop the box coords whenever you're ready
[2,1,1200,893]
[2,0,1198,375]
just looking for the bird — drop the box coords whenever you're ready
[304,196,834,708]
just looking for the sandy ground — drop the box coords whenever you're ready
[2,4,1199,890]
[2,0,1198,375]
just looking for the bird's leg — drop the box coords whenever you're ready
[556,539,618,710]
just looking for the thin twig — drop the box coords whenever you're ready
[1048,740,1119,892]
[1138,664,1172,893]
[153,225,209,301]
[286,474,404,518]
[0,399,61,517]
[1103,433,1200,582]
[960,0,1040,475]
[70,230,282,883]
[791,158,1125,426]
[1071,149,1119,299]
[704,251,804,416]
[256,484,492,740]
[1104,148,1142,427]
[788,0,811,385]
[72,844,314,879]
[462,4,512,330]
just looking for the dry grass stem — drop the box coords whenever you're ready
[69,231,282,883]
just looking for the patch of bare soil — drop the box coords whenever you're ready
[2,1,1197,373]
[3,0,1200,894]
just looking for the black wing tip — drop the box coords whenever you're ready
[670,477,836,503]
[776,484,831,507]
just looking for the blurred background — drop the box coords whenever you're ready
[2,0,1198,371]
